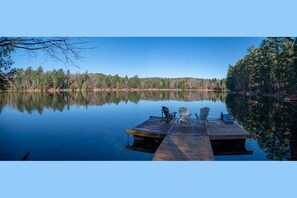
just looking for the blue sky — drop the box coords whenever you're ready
[12,37,263,79]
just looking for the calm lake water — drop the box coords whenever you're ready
[0,91,296,160]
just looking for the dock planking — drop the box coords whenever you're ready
[170,123,207,135]
[153,121,213,160]
[125,116,176,139]
[153,135,214,160]
[126,116,253,160]
[207,119,253,140]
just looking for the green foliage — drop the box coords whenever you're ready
[0,41,15,89]
[10,66,226,91]
[226,65,235,91]
[226,37,297,94]
[128,75,140,89]
[11,66,66,90]
[1,37,82,90]
[44,72,53,89]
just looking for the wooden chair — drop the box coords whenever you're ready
[160,106,177,124]
[195,107,210,125]
[178,107,192,125]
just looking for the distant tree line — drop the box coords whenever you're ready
[6,66,226,91]
[226,37,297,94]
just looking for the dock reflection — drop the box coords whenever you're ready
[126,136,162,154]
[126,135,253,158]
[211,140,253,156]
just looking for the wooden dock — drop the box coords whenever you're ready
[125,116,175,139]
[153,135,214,160]
[125,116,253,160]
[207,119,253,140]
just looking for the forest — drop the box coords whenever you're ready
[226,37,297,95]
[5,66,226,91]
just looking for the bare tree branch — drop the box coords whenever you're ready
[0,37,88,89]
[0,37,86,67]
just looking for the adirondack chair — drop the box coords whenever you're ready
[160,106,177,123]
[195,107,210,125]
[178,107,192,125]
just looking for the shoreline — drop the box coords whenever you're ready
[0,88,228,93]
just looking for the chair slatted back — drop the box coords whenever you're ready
[199,107,210,121]
[179,107,189,115]
[162,106,170,119]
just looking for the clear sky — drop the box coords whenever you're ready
[12,37,263,79]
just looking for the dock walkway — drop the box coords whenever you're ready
[125,116,252,161]
[153,135,214,160]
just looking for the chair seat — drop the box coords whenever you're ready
[179,118,196,125]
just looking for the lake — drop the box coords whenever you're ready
[0,91,296,160]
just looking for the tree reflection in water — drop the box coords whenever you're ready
[225,94,297,160]
[2,91,297,160]
[0,91,226,114]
